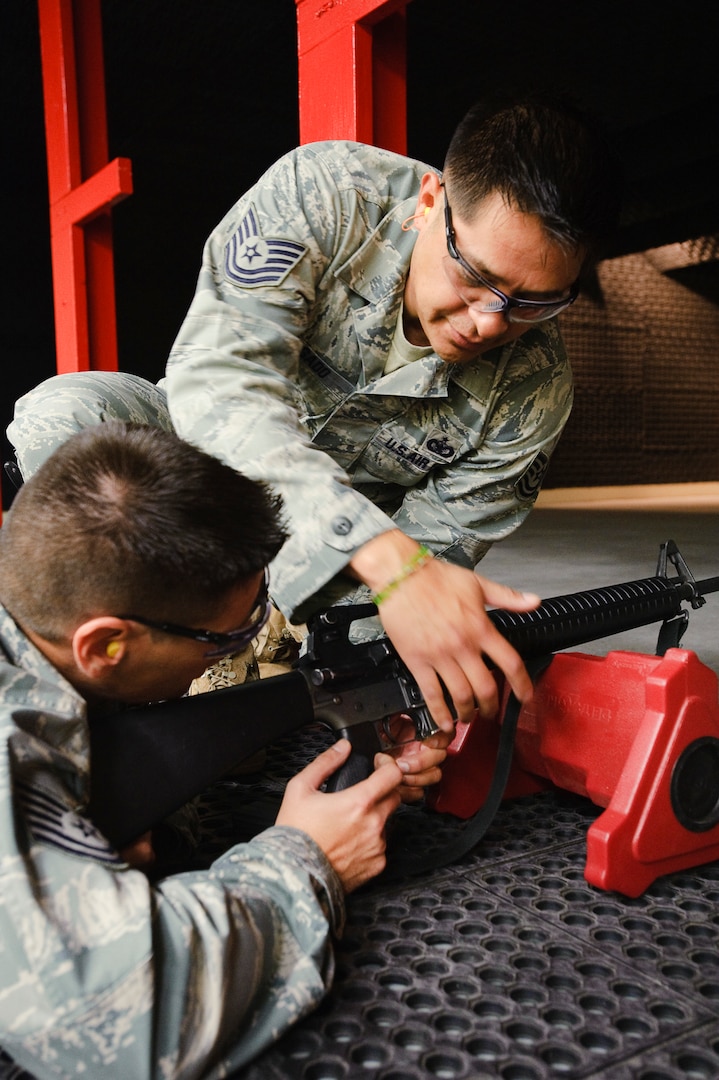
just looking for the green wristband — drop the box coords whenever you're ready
[371,545,433,606]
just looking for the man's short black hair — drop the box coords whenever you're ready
[443,92,623,265]
[0,422,288,640]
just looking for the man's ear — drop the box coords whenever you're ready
[416,171,443,221]
[72,617,130,678]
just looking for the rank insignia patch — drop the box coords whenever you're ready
[424,429,460,463]
[16,778,123,864]
[225,205,306,287]
[514,450,550,501]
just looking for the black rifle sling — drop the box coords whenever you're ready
[382,655,554,881]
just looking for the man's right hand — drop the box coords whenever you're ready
[349,530,541,731]
[275,739,403,893]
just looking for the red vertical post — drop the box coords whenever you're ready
[37,0,133,375]
[294,0,410,153]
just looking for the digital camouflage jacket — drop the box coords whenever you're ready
[164,141,573,620]
[0,605,344,1079]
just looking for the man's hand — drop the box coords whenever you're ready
[120,831,156,870]
[383,716,453,803]
[275,739,403,892]
[350,531,540,731]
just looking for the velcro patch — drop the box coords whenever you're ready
[423,429,461,463]
[225,205,306,287]
[514,451,550,501]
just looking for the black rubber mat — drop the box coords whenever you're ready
[3,724,719,1080]
[237,805,719,1077]
[188,726,719,1080]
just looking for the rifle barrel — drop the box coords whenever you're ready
[697,576,719,596]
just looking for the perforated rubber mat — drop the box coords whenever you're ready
[185,726,719,1080]
[3,721,719,1080]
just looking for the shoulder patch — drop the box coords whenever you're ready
[225,204,306,287]
[514,450,550,502]
[16,778,123,864]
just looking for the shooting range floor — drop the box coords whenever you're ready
[6,508,716,1080]
[228,507,719,1080]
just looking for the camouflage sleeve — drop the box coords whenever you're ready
[390,323,574,568]
[164,144,412,621]
[152,827,346,1075]
[0,822,344,1078]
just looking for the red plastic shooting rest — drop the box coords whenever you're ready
[428,648,719,897]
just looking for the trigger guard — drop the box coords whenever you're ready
[382,712,441,747]
[382,715,402,747]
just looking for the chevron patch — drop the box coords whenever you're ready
[514,450,550,501]
[15,778,123,864]
[225,205,306,287]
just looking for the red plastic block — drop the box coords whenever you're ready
[429,649,719,897]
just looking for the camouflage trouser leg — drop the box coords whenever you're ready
[189,607,306,694]
[7,371,172,479]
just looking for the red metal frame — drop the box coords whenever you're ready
[35,0,410,378]
[36,0,412,362]
[26,0,408,519]
[295,0,410,153]
[37,0,132,375]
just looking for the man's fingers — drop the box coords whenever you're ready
[298,740,405,805]
[297,738,353,790]
[477,628,535,704]
[399,784,426,804]
[372,751,407,793]
[477,575,541,611]
[417,657,499,725]
[375,562,542,726]
[413,670,457,730]
[398,762,444,788]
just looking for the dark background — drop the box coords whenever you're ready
[3,0,719,503]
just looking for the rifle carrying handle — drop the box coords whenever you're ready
[324,722,382,792]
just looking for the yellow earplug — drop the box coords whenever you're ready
[106,640,121,658]
[424,206,431,217]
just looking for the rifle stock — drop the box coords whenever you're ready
[89,671,313,846]
[88,541,718,850]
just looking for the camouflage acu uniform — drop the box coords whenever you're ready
[8,141,573,624]
[0,604,345,1079]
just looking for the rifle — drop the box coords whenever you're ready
[88,540,719,850]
